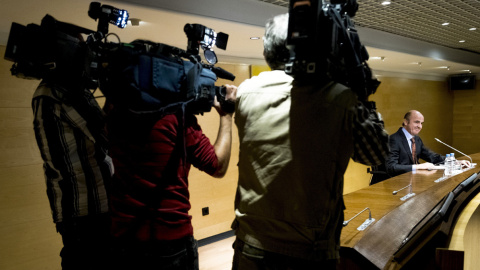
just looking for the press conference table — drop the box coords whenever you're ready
[339,152,480,269]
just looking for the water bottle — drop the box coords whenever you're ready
[451,153,458,174]
[444,154,451,176]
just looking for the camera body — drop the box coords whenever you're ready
[4,1,127,84]
[184,23,229,65]
[99,40,235,116]
[4,16,88,83]
[286,0,378,101]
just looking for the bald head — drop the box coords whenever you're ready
[403,110,424,136]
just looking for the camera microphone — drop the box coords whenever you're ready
[211,66,235,81]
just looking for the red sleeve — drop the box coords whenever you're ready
[184,115,219,176]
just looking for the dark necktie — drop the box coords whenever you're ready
[411,137,417,164]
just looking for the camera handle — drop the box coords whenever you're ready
[216,86,235,114]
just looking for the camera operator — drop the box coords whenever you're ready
[31,39,113,269]
[106,84,237,269]
[231,13,389,269]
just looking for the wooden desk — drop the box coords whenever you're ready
[340,153,480,269]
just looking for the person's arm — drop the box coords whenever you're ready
[211,114,233,177]
[417,137,444,165]
[211,84,237,177]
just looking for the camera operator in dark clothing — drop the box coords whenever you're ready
[28,20,115,268]
[32,64,113,269]
[231,12,389,270]
[106,83,237,269]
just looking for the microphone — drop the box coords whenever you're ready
[435,138,474,166]
[393,184,412,195]
[343,207,375,231]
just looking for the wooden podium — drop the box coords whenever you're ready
[339,153,480,269]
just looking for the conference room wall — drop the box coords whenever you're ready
[452,85,480,156]
[374,76,455,156]
[0,43,474,268]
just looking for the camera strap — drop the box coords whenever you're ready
[328,7,378,100]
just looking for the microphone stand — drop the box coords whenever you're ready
[392,184,411,195]
[343,207,375,231]
[435,138,474,166]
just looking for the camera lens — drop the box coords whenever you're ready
[204,50,217,65]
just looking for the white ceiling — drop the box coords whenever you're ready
[1,0,480,80]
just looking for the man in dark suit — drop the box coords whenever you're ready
[386,110,469,178]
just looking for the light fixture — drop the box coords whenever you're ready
[250,37,261,40]
[469,27,477,31]
[381,1,391,5]
[442,22,449,26]
[459,40,466,43]
[129,18,141,26]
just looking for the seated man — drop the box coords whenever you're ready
[386,110,469,177]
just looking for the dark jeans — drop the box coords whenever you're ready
[111,235,199,270]
[232,238,337,270]
[56,214,111,270]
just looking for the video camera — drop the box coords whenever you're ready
[4,2,127,83]
[3,2,235,115]
[97,23,235,116]
[286,0,380,102]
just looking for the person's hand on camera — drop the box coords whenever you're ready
[214,84,237,116]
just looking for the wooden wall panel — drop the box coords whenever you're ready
[0,45,63,270]
[373,77,454,156]
[453,84,480,155]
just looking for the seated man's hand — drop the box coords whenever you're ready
[415,162,437,171]
[458,159,471,168]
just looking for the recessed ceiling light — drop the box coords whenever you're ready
[459,40,466,43]
[442,22,449,26]
[381,1,391,6]
[128,18,141,26]
[469,27,477,31]
[250,37,261,40]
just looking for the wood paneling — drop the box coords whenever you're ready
[453,84,480,155]
[373,77,454,156]
[0,45,61,270]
